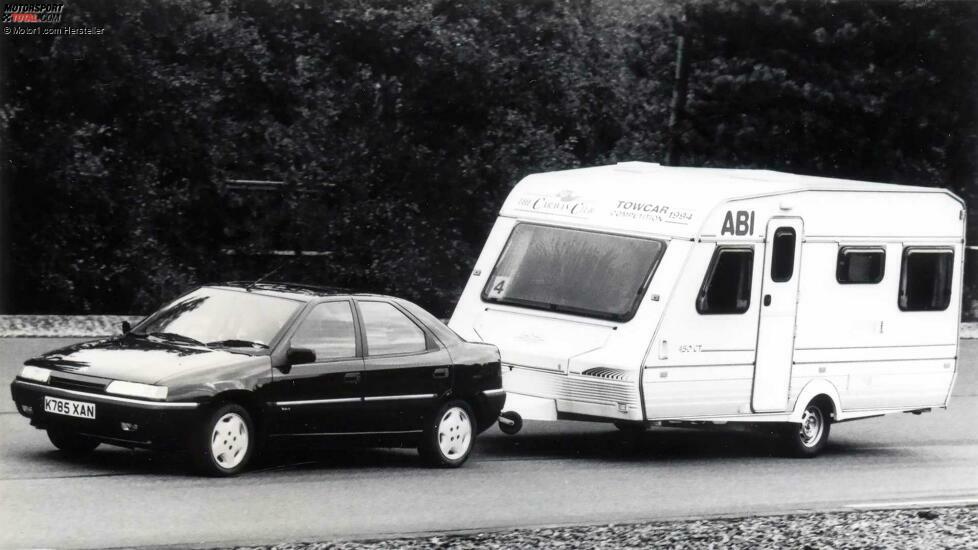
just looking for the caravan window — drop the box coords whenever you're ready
[481,224,665,321]
[770,227,796,282]
[898,248,954,311]
[697,247,754,314]
[837,247,885,284]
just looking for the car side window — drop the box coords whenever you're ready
[697,247,754,314]
[358,301,427,355]
[291,301,357,360]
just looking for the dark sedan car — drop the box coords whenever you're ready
[10,283,505,475]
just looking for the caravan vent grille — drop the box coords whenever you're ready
[504,366,639,406]
[581,367,635,382]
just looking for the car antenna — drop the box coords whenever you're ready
[245,259,293,292]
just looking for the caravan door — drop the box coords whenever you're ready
[752,218,803,412]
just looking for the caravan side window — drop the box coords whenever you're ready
[696,247,754,314]
[770,228,796,282]
[836,247,885,284]
[898,248,954,311]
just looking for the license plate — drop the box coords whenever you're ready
[43,396,96,420]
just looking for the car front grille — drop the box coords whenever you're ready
[48,375,107,393]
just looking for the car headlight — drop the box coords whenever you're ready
[106,381,168,401]
[19,366,52,383]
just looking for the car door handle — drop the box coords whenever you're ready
[763,294,772,306]
[344,372,361,384]
[433,368,449,379]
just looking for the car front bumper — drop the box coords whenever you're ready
[10,379,201,449]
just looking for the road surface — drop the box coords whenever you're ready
[1,338,975,549]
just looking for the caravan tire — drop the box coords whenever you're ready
[781,400,831,458]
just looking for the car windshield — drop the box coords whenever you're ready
[134,287,303,348]
[482,224,666,321]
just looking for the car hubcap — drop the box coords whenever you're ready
[211,412,249,469]
[799,406,824,448]
[437,407,472,460]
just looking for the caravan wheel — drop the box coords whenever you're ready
[781,399,831,458]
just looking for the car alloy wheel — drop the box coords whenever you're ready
[437,406,472,460]
[420,399,475,468]
[210,412,250,470]
[193,402,255,476]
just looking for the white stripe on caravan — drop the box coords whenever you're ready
[846,497,978,509]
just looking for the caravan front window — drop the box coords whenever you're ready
[482,224,665,321]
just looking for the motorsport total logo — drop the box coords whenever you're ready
[2,2,64,23]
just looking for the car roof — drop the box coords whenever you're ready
[211,282,388,302]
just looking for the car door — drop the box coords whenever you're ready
[265,299,365,435]
[356,299,453,431]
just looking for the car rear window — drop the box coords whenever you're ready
[396,299,464,346]
[358,301,427,355]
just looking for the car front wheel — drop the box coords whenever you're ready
[191,402,255,476]
[419,400,475,468]
[47,428,100,455]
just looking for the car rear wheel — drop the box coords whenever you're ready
[781,399,831,458]
[191,402,254,476]
[47,428,99,455]
[419,400,475,468]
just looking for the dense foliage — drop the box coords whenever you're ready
[2,0,976,317]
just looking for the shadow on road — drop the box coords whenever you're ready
[8,423,909,479]
[477,426,911,462]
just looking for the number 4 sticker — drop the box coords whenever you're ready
[488,276,510,298]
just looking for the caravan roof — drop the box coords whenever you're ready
[499,162,964,240]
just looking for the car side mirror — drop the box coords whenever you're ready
[286,347,316,366]
[121,321,132,334]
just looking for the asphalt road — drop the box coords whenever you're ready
[1,338,976,549]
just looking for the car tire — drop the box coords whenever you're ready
[781,399,831,458]
[190,402,255,477]
[419,400,475,468]
[47,428,100,455]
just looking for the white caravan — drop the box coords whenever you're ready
[449,162,966,456]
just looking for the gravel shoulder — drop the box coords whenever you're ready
[218,507,978,549]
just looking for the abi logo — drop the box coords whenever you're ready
[721,210,755,236]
